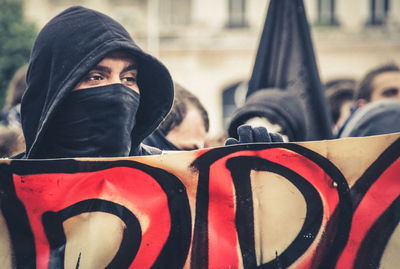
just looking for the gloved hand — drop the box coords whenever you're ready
[225,125,284,146]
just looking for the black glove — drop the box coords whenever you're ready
[225,125,284,146]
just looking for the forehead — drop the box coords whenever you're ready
[372,71,400,88]
[168,107,207,141]
[99,50,137,65]
[175,107,206,134]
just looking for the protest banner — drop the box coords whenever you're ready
[0,133,399,268]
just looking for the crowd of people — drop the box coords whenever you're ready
[0,6,399,159]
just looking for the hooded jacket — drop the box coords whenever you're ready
[228,89,306,142]
[18,6,174,159]
[339,99,400,138]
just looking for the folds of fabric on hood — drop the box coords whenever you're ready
[339,99,400,138]
[20,6,173,158]
[228,89,306,142]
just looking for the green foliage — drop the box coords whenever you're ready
[0,0,37,109]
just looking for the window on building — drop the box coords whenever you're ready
[160,0,191,26]
[368,0,390,25]
[226,0,248,28]
[316,0,338,26]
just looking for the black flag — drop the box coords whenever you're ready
[247,0,332,140]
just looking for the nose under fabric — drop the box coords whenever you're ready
[36,84,140,158]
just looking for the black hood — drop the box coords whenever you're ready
[228,89,306,141]
[21,6,173,158]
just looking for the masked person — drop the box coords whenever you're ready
[336,63,400,138]
[15,6,174,159]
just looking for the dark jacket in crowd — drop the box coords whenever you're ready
[339,99,400,138]
[228,89,306,142]
[143,129,179,151]
[16,6,174,159]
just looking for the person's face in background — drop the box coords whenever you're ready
[370,71,400,102]
[74,51,139,94]
[166,106,208,150]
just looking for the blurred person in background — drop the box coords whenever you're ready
[336,63,400,137]
[324,78,356,136]
[0,64,28,129]
[227,89,306,143]
[355,63,400,105]
[143,83,209,150]
[0,125,25,158]
[0,64,28,157]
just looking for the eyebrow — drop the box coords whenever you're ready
[90,63,137,74]
[122,64,137,73]
[91,65,111,74]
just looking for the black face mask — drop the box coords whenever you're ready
[40,84,139,158]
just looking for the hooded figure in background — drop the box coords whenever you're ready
[227,89,306,142]
[17,6,174,159]
[339,99,400,138]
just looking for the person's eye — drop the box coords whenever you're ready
[83,72,105,84]
[121,73,137,85]
[73,71,107,90]
[381,88,399,97]
[87,74,104,81]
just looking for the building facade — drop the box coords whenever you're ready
[24,0,400,136]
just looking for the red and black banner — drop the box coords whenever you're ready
[0,133,399,268]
